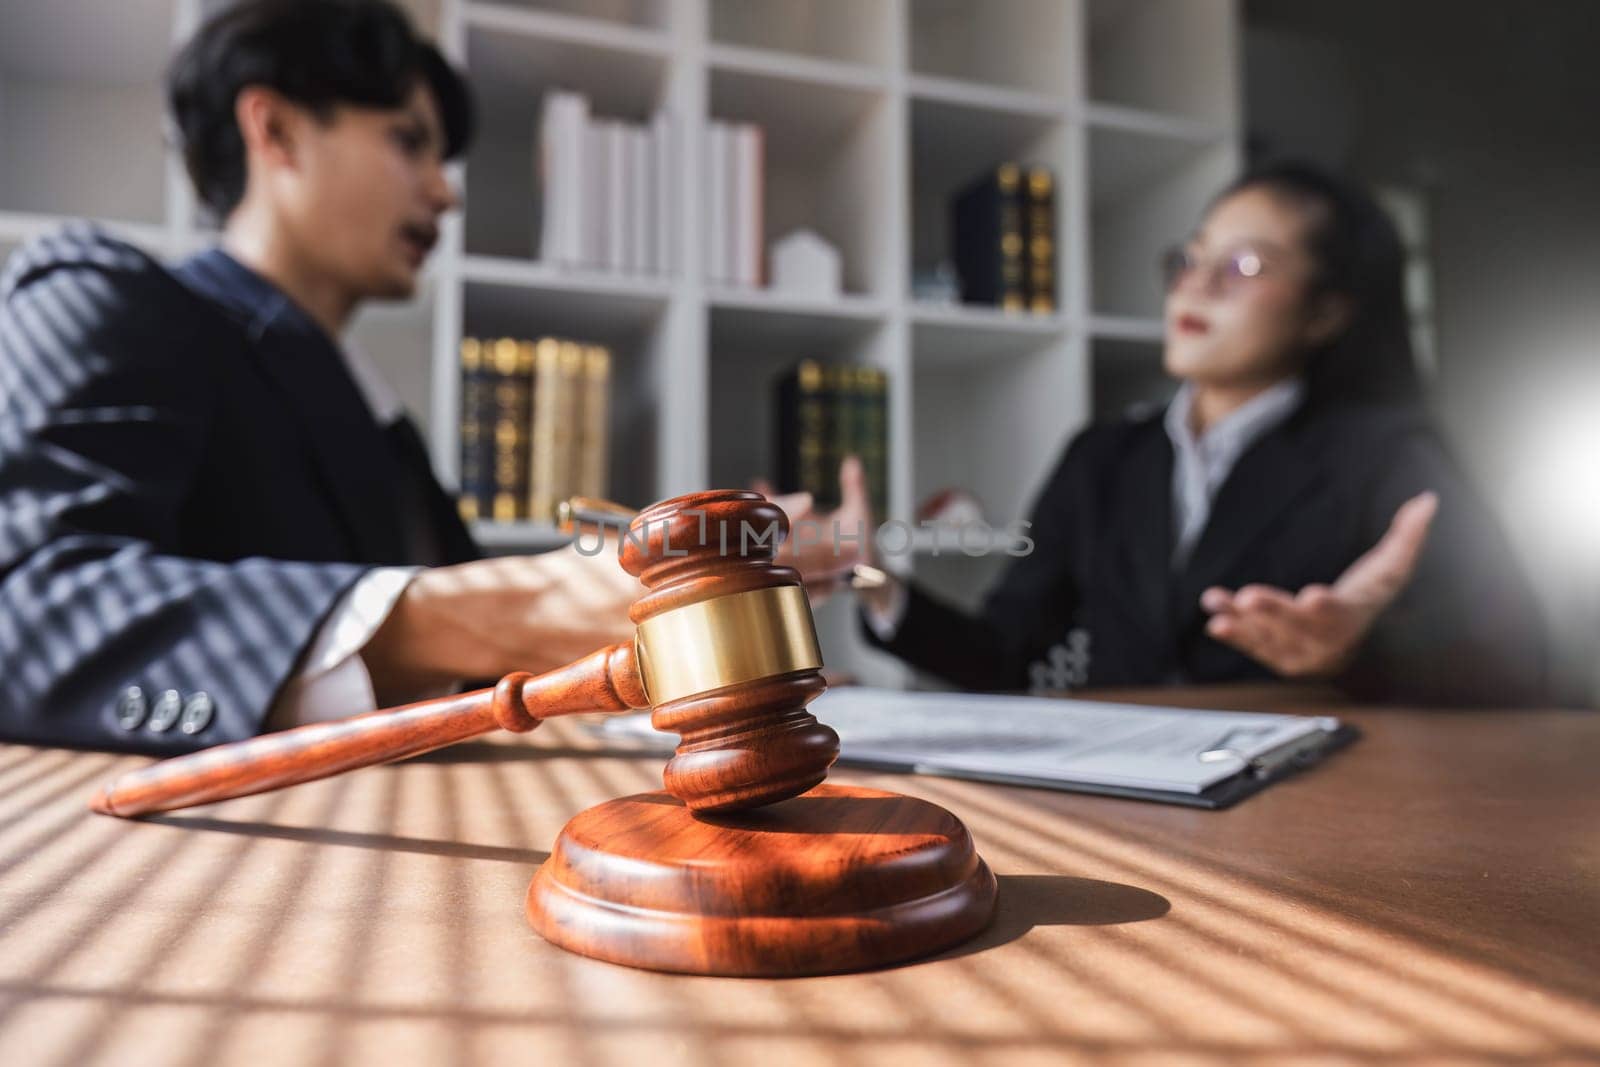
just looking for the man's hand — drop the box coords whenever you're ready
[1200,491,1439,679]
[360,539,639,707]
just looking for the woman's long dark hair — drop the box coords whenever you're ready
[1219,160,1424,410]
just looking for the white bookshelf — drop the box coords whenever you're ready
[0,0,1240,689]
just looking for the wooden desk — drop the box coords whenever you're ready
[2,691,1598,1065]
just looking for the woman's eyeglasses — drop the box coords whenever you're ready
[1160,244,1275,294]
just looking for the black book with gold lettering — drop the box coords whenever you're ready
[856,366,889,520]
[457,337,493,522]
[775,362,890,517]
[489,338,535,522]
[951,162,1025,312]
[1024,166,1056,314]
[775,359,833,508]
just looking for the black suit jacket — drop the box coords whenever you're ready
[868,400,1547,706]
[0,226,476,753]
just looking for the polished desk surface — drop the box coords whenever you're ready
[2,688,1598,1066]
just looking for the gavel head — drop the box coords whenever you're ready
[618,490,839,813]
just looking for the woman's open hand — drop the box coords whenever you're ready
[758,456,881,607]
[1199,491,1438,679]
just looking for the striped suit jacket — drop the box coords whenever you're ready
[0,226,476,753]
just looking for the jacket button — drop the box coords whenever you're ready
[179,692,216,735]
[147,689,183,733]
[116,686,147,730]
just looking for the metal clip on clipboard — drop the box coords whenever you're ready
[1198,723,1338,778]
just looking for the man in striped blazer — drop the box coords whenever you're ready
[0,0,636,753]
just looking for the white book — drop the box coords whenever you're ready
[651,111,674,277]
[537,91,588,265]
[732,123,764,287]
[583,120,608,270]
[705,122,729,284]
[606,120,629,273]
[536,95,558,261]
[629,126,651,275]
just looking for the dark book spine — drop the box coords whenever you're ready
[823,364,854,511]
[859,367,889,520]
[952,163,1025,311]
[951,171,997,305]
[776,359,829,506]
[818,364,853,514]
[489,338,535,522]
[1025,166,1056,315]
[999,164,1025,312]
[457,337,493,523]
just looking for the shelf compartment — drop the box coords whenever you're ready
[461,254,673,306]
[460,267,668,348]
[1087,0,1238,123]
[708,286,887,323]
[464,1,671,50]
[709,294,887,365]
[911,332,1083,528]
[708,66,894,298]
[906,74,1061,119]
[707,42,887,93]
[0,0,173,225]
[706,307,889,503]
[909,95,1066,310]
[1089,110,1228,204]
[1083,101,1229,142]
[709,0,892,69]
[909,303,1069,365]
[195,0,442,33]
[461,12,672,261]
[1088,121,1235,320]
[908,0,1073,98]
[1,0,176,86]
[458,276,668,511]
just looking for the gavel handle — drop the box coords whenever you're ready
[90,641,648,818]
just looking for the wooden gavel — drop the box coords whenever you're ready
[91,490,840,818]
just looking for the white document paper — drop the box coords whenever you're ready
[597,687,1343,797]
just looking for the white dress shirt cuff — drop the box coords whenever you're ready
[269,566,422,728]
[860,579,910,643]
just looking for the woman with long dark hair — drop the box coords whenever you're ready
[786,160,1545,705]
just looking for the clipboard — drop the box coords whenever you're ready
[594,687,1359,810]
[839,721,1362,809]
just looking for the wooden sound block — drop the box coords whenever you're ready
[527,783,997,977]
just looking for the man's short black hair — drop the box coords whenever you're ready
[168,0,474,218]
